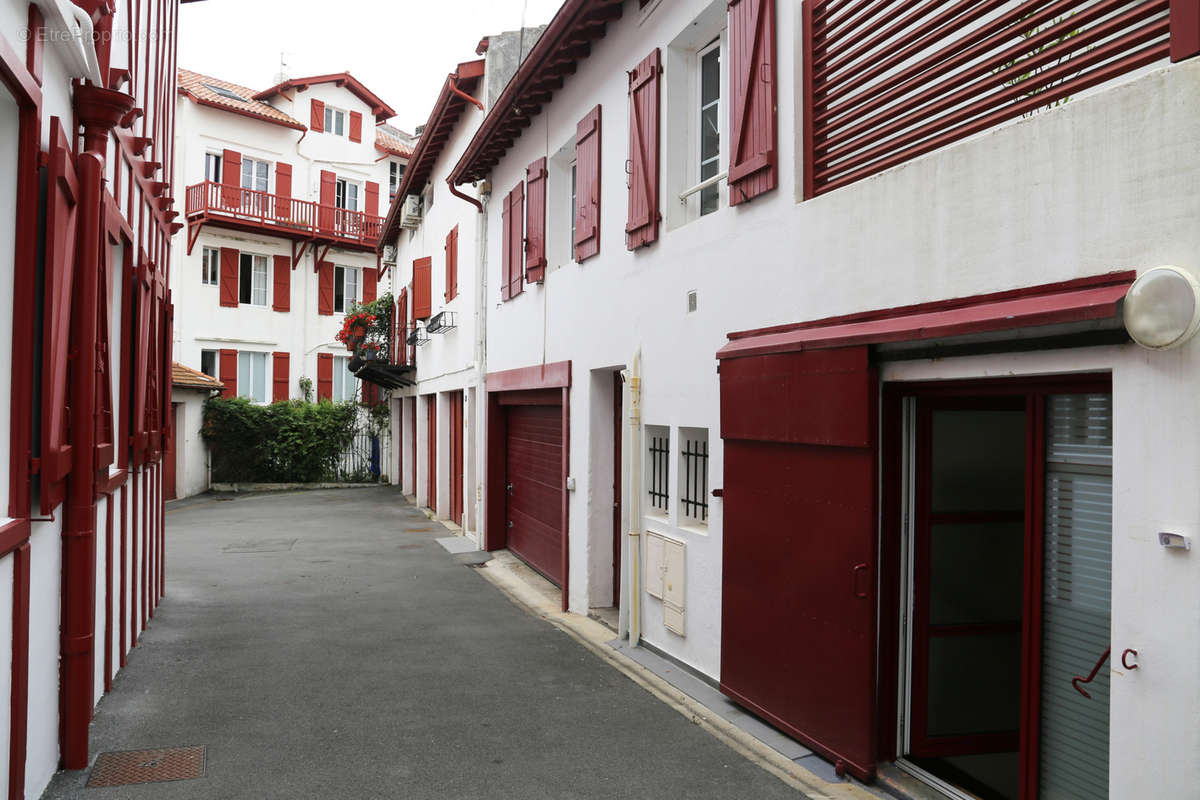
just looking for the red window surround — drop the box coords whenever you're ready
[728,0,777,205]
[445,225,459,302]
[573,105,601,262]
[525,158,546,281]
[626,49,661,249]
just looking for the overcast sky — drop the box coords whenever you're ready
[178,0,565,135]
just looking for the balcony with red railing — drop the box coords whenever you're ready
[184,181,384,253]
[801,0,1199,198]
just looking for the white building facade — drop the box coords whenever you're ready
[172,69,410,407]
[435,1,1200,798]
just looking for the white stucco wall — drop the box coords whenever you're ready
[171,388,212,499]
[471,0,1200,791]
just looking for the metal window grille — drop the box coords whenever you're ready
[680,436,709,523]
[648,433,670,513]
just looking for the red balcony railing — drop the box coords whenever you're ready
[185,181,384,248]
[802,0,1197,198]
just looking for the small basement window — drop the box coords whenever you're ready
[678,428,709,525]
[646,425,670,517]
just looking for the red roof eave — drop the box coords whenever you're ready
[253,72,397,122]
[716,273,1137,360]
[180,89,307,131]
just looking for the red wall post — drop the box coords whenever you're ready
[1172,0,1200,61]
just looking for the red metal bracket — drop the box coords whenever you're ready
[1072,647,1111,698]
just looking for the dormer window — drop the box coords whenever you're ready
[324,106,347,137]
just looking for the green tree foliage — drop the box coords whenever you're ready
[202,397,359,483]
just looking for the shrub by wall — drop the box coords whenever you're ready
[202,397,359,483]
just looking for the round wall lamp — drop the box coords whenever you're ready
[1123,266,1200,350]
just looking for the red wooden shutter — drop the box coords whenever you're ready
[218,349,238,399]
[276,161,293,218]
[396,287,408,365]
[445,226,458,302]
[39,118,78,513]
[365,181,380,217]
[525,158,547,282]
[219,247,239,307]
[349,111,363,142]
[627,49,661,249]
[507,182,524,299]
[317,353,333,400]
[501,191,512,301]
[272,255,290,312]
[363,266,377,303]
[317,261,334,315]
[221,148,241,207]
[319,169,336,231]
[272,352,290,402]
[574,105,601,261]
[311,98,325,132]
[413,257,432,319]
[728,0,778,205]
[719,347,877,780]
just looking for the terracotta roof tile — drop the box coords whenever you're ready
[172,361,224,390]
[178,68,306,130]
[375,127,414,158]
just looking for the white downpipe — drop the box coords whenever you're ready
[627,350,642,646]
[38,0,104,85]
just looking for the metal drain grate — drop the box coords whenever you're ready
[87,746,206,787]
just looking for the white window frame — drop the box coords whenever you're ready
[389,161,403,198]
[332,355,357,402]
[334,265,359,314]
[201,246,219,286]
[324,105,347,137]
[200,349,217,379]
[335,178,359,211]
[240,156,269,193]
[677,427,710,527]
[204,152,222,183]
[239,252,269,307]
[696,38,722,217]
[237,351,269,404]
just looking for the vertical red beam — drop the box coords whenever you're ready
[119,484,127,666]
[129,472,138,647]
[10,540,30,800]
[560,384,570,613]
[141,467,148,629]
[1171,0,1200,61]
[104,493,113,692]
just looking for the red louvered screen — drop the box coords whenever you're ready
[272,255,290,312]
[525,158,547,281]
[219,247,238,307]
[627,49,661,249]
[40,118,78,513]
[276,161,293,218]
[445,226,459,302]
[219,349,237,399]
[365,181,380,217]
[729,0,778,205]
[413,257,432,319]
[221,148,241,208]
[317,261,334,315]
[318,170,336,232]
[574,106,601,261]
[802,0,1173,198]
[363,267,377,303]
[310,98,325,132]
[317,353,333,400]
[272,352,289,402]
[507,182,524,299]
[349,111,363,142]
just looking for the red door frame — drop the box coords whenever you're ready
[485,361,571,611]
[449,390,464,525]
[878,372,1112,799]
[408,396,416,495]
[427,394,437,512]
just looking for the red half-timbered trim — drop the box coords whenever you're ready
[728,0,778,205]
[445,225,459,301]
[317,353,334,400]
[524,160,546,282]
[626,49,661,249]
[413,257,432,319]
[574,106,601,262]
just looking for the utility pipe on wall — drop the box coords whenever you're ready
[627,350,642,646]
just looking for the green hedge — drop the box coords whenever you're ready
[202,397,359,483]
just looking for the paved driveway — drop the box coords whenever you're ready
[43,487,801,799]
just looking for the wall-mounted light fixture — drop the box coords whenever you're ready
[1124,266,1200,350]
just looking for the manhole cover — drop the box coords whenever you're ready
[87,746,206,787]
[222,538,297,553]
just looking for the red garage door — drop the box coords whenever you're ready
[505,404,564,585]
